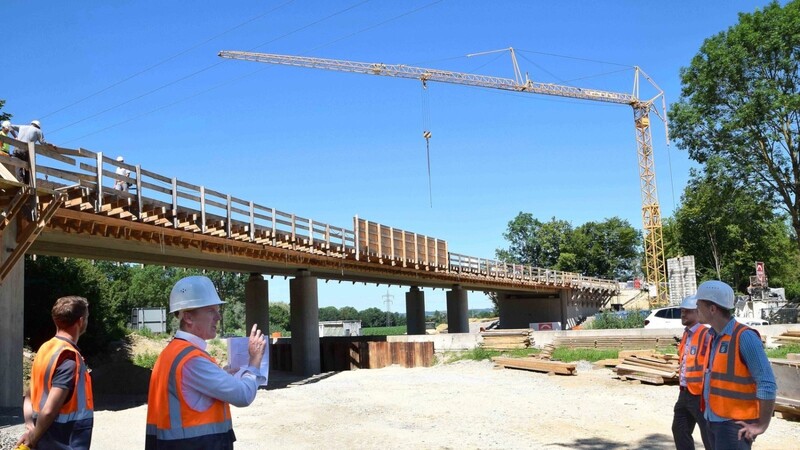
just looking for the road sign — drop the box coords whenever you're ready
[755,261,765,285]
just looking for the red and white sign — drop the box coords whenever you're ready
[529,322,562,331]
[755,261,765,284]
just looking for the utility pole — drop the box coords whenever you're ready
[382,290,394,326]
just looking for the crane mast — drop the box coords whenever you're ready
[219,49,669,306]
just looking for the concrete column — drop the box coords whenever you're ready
[245,273,269,336]
[0,220,24,408]
[405,286,426,335]
[289,270,320,375]
[560,289,569,331]
[446,285,469,333]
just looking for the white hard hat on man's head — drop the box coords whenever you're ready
[169,276,225,314]
[116,156,124,162]
[695,280,734,309]
[30,120,41,128]
[679,294,698,310]
[1,120,9,129]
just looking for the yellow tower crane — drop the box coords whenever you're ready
[219,48,670,306]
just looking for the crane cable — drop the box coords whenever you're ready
[421,79,433,208]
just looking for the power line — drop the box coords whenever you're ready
[51,0,375,138]
[61,0,443,143]
[41,0,297,120]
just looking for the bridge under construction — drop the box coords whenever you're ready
[0,134,619,407]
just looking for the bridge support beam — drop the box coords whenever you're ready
[446,285,469,334]
[289,270,320,376]
[245,273,269,337]
[0,220,24,408]
[405,286,426,335]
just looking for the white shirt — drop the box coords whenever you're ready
[174,330,265,411]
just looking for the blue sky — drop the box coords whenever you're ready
[3,1,779,312]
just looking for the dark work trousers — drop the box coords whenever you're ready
[672,387,711,450]
[707,420,754,450]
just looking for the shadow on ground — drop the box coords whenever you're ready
[548,433,675,450]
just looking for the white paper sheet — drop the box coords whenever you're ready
[227,336,269,386]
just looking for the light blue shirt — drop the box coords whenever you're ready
[12,124,44,144]
[703,318,777,422]
[174,330,265,411]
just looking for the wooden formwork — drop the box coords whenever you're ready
[354,216,447,269]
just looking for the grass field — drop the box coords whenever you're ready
[361,326,407,336]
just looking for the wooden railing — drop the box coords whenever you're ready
[0,134,618,293]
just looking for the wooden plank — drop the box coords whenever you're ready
[492,357,576,375]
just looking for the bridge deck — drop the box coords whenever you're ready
[0,135,619,294]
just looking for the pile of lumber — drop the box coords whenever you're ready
[773,330,800,345]
[480,329,532,350]
[554,335,677,350]
[614,350,680,385]
[770,357,800,421]
[492,356,576,375]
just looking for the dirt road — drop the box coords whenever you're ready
[3,360,797,449]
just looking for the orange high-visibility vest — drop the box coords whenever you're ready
[708,322,760,420]
[679,325,711,395]
[30,336,94,424]
[145,338,233,449]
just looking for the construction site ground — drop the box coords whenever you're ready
[2,357,798,449]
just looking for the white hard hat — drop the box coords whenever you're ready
[679,294,698,310]
[169,276,225,314]
[1,120,9,129]
[695,280,734,309]
[116,156,124,162]
[30,120,41,128]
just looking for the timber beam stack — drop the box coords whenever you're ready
[492,356,577,375]
[480,329,533,350]
[614,350,680,385]
[553,335,678,350]
[774,330,800,345]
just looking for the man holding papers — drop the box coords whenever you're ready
[145,276,267,450]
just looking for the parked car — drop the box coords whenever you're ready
[736,317,770,326]
[643,306,683,329]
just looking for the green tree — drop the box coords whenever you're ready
[269,302,290,332]
[358,307,386,327]
[0,99,11,122]
[496,213,572,267]
[674,158,799,292]
[319,306,340,321]
[669,1,800,251]
[338,306,359,320]
[561,217,640,279]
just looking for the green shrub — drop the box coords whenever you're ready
[444,347,539,363]
[587,310,646,330]
[133,351,160,369]
[766,343,800,359]
[551,347,619,362]
[361,326,407,336]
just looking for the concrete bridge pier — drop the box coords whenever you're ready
[446,285,469,333]
[244,273,269,337]
[0,221,24,408]
[405,286,426,335]
[289,269,320,376]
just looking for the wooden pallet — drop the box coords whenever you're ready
[492,356,577,375]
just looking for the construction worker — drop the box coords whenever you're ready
[114,155,131,191]
[1,120,16,155]
[672,294,712,450]
[145,276,267,449]
[17,296,93,449]
[9,119,46,183]
[695,280,776,449]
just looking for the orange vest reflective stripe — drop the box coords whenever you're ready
[146,339,233,446]
[679,326,711,395]
[30,337,94,424]
[708,322,759,420]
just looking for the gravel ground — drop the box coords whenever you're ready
[2,360,798,449]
